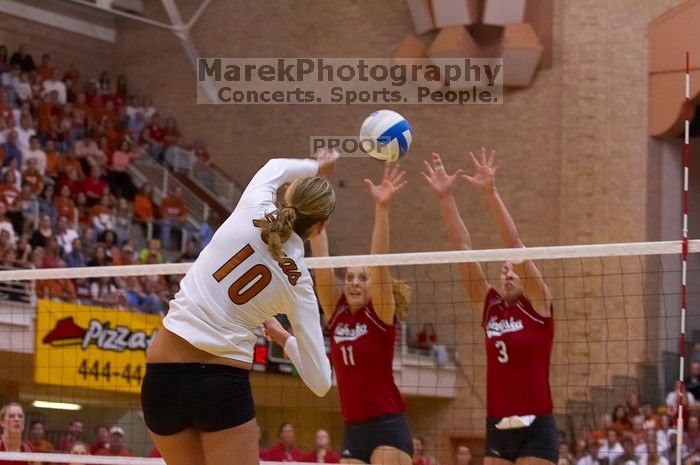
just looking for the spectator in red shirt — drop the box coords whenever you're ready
[116,74,128,100]
[0,402,33,465]
[142,113,165,160]
[82,166,107,206]
[416,323,438,351]
[265,422,305,462]
[55,419,84,452]
[94,426,132,457]
[158,185,189,250]
[35,53,54,81]
[303,429,340,463]
[412,437,437,465]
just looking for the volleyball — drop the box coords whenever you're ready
[359,110,413,162]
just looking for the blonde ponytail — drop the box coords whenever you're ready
[256,176,335,262]
[392,278,412,320]
[257,207,297,262]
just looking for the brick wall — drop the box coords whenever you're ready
[109,0,689,458]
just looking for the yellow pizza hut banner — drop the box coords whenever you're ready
[35,300,162,393]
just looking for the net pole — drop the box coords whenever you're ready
[677,50,691,465]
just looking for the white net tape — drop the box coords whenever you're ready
[0,240,698,281]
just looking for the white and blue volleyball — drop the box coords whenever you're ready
[359,110,413,162]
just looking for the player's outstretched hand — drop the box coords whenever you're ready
[364,162,407,207]
[315,148,339,179]
[422,152,463,198]
[461,147,500,194]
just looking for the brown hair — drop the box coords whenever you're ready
[392,278,412,320]
[257,177,335,262]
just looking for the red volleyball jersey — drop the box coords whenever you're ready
[482,288,554,418]
[328,295,405,422]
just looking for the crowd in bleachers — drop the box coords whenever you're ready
[562,358,700,465]
[0,401,360,462]
[0,43,216,314]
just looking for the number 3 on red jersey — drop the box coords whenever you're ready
[494,340,509,363]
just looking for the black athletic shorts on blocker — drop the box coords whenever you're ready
[341,413,413,464]
[141,363,254,435]
[485,414,559,464]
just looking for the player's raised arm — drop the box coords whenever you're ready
[309,230,339,319]
[238,149,338,210]
[462,147,552,316]
[423,152,490,308]
[365,162,407,325]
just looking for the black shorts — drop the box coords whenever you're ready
[485,415,558,464]
[341,413,413,464]
[141,363,254,435]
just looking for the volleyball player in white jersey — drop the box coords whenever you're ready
[141,151,338,465]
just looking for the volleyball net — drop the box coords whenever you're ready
[0,240,698,465]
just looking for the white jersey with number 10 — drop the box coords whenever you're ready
[163,158,332,396]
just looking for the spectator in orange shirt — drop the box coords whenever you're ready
[158,186,189,250]
[36,259,77,300]
[21,157,42,195]
[43,140,60,179]
[27,420,54,453]
[0,170,21,234]
[54,184,76,225]
[134,182,154,224]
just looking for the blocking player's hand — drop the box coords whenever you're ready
[364,162,407,207]
[422,152,463,198]
[461,147,501,194]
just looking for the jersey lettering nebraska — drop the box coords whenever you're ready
[482,288,554,418]
[328,295,405,422]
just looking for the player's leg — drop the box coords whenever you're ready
[368,415,414,465]
[369,445,413,465]
[485,417,519,465]
[200,418,260,465]
[149,428,206,465]
[341,459,367,464]
[515,457,557,465]
[486,457,517,465]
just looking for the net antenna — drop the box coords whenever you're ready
[677,50,692,465]
[64,0,218,103]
